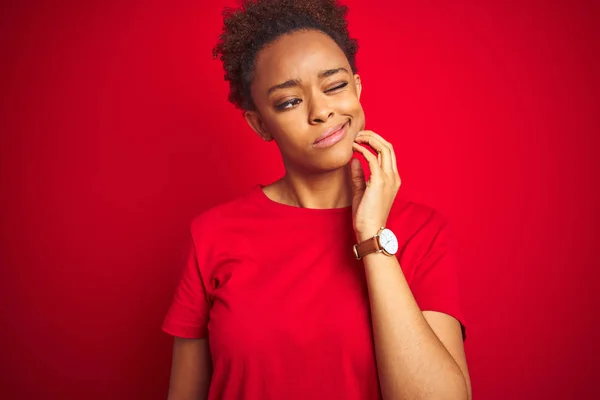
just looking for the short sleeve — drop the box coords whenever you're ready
[162,231,210,339]
[410,213,467,340]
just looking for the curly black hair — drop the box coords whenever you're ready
[212,0,359,111]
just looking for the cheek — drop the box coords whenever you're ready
[337,93,364,121]
[264,113,308,147]
[342,96,365,130]
[336,94,361,113]
[355,103,366,129]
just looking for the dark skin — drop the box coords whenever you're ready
[245,29,365,210]
[168,29,471,400]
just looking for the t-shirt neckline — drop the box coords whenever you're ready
[253,184,353,216]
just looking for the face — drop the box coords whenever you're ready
[245,29,365,174]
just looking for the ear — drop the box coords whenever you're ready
[244,110,272,141]
[354,74,362,100]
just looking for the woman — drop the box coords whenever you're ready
[163,0,471,399]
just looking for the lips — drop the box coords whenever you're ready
[314,121,349,144]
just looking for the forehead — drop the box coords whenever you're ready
[253,30,349,85]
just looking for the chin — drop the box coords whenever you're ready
[311,143,355,173]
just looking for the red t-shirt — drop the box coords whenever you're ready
[163,185,466,399]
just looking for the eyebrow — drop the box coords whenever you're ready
[266,67,349,96]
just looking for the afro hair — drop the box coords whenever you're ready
[212,0,359,110]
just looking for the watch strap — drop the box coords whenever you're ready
[353,233,382,260]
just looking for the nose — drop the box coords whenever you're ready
[308,92,334,124]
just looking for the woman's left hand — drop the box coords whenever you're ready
[350,130,401,241]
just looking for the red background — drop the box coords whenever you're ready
[1,0,599,398]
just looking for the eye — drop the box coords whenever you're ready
[326,81,348,92]
[275,98,302,111]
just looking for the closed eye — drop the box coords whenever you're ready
[326,82,348,92]
[274,81,349,111]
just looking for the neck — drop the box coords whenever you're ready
[268,164,353,209]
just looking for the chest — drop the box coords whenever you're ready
[205,225,375,364]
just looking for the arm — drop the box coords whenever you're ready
[423,310,472,399]
[167,337,212,400]
[360,250,471,400]
[351,131,471,399]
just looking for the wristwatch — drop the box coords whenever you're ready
[353,227,399,260]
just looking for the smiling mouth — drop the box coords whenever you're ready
[314,120,350,144]
[313,120,350,148]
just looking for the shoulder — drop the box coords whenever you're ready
[388,197,449,235]
[188,185,263,238]
[388,197,453,262]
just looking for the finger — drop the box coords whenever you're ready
[350,158,366,197]
[355,132,394,175]
[357,131,398,174]
[371,132,398,175]
[356,131,396,174]
[352,142,381,182]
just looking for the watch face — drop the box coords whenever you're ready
[379,228,399,255]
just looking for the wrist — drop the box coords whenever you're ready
[355,226,382,242]
[353,226,400,260]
